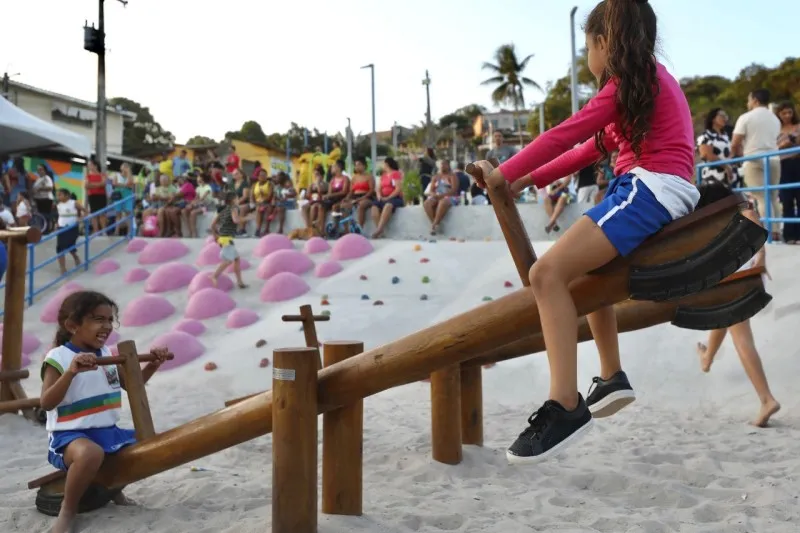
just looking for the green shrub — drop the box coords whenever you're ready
[402,169,422,204]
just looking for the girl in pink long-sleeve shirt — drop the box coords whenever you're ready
[474,0,702,465]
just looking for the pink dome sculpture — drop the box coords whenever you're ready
[253,234,294,258]
[145,262,199,293]
[172,319,206,336]
[149,331,205,371]
[225,257,251,273]
[315,261,342,278]
[124,268,150,283]
[185,288,236,320]
[196,242,222,267]
[94,258,120,275]
[303,237,330,254]
[126,239,148,253]
[225,308,259,329]
[187,272,234,296]
[121,295,176,327]
[257,249,313,280]
[205,235,216,244]
[40,282,84,323]
[260,272,311,302]
[330,234,374,260]
[138,240,190,265]
[0,332,41,357]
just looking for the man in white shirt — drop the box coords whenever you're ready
[732,88,781,235]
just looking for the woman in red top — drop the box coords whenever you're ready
[472,0,702,464]
[370,157,404,238]
[84,159,108,234]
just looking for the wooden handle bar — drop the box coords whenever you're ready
[0,369,30,381]
[94,353,175,366]
[0,397,41,413]
[281,314,331,322]
[465,158,537,285]
[0,226,43,244]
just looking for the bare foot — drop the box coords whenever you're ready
[751,400,781,428]
[238,283,248,289]
[697,341,713,373]
[112,491,137,506]
[544,222,555,234]
[371,231,383,239]
[51,511,76,533]
[430,224,438,236]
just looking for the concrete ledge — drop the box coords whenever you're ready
[191,202,591,241]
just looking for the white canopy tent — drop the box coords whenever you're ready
[0,96,92,157]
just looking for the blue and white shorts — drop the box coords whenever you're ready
[585,172,699,257]
[48,426,137,471]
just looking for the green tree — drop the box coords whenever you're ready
[481,44,542,146]
[108,97,175,157]
[185,135,216,145]
[225,120,269,145]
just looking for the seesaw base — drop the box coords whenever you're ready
[35,484,121,517]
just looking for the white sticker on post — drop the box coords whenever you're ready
[273,368,296,381]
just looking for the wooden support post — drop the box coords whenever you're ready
[430,364,462,465]
[459,365,483,446]
[281,304,329,370]
[0,369,30,382]
[272,347,318,533]
[117,341,156,440]
[322,341,363,516]
[0,236,36,420]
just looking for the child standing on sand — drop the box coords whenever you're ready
[210,191,247,289]
[694,182,780,427]
[472,0,701,463]
[40,290,169,533]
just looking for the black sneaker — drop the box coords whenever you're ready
[506,395,594,465]
[586,370,636,418]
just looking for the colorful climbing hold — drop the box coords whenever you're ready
[373,300,384,306]
[482,296,493,302]
[321,294,329,300]
[359,274,368,280]
[504,281,513,288]
[421,276,430,284]
[361,294,369,300]
[484,236,491,242]
[420,294,429,301]
[321,299,330,306]
[391,276,400,284]
[420,258,430,264]
[483,363,496,369]
[255,339,267,348]
[413,244,422,251]
[204,362,218,371]
[388,258,396,264]
[298,325,305,331]
[449,237,457,241]
[259,358,270,368]
[458,238,466,243]
[321,310,331,317]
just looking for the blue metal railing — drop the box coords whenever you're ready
[696,146,800,243]
[0,197,135,316]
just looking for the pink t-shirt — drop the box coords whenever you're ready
[499,63,695,188]
[380,171,402,197]
[180,182,196,202]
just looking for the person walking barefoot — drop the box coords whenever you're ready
[695,182,780,428]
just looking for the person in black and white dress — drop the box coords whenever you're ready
[697,108,739,187]
[55,188,85,274]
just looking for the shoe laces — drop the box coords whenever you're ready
[587,376,600,397]
[519,401,556,440]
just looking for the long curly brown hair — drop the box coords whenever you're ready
[585,0,658,160]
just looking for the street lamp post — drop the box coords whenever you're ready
[361,63,377,176]
[570,6,579,116]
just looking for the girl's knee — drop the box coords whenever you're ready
[68,441,105,468]
[528,259,562,293]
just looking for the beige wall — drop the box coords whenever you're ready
[11,87,126,155]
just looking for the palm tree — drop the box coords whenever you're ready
[481,44,542,147]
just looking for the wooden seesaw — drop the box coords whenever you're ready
[29,158,768,532]
[0,226,43,423]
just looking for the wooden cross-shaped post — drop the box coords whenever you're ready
[281,304,330,370]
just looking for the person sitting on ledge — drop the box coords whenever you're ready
[370,157,404,239]
[424,159,460,236]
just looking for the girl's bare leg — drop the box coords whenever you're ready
[432,198,452,231]
[728,320,780,427]
[210,261,232,286]
[697,329,727,372]
[529,217,619,410]
[301,204,311,228]
[587,306,621,379]
[277,207,286,234]
[254,209,264,236]
[231,257,247,288]
[356,200,369,227]
[546,195,568,233]
[52,439,105,533]
[372,204,395,238]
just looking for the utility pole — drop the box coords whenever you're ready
[422,70,433,147]
[392,121,398,154]
[569,6,579,116]
[360,63,377,176]
[345,118,354,176]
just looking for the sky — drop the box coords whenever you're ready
[2,0,798,144]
